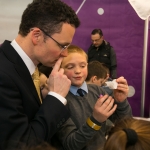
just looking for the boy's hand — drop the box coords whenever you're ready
[93,95,117,123]
[47,57,71,97]
[113,76,129,102]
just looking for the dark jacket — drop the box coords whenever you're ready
[87,40,117,79]
[0,40,69,149]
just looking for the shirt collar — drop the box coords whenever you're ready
[11,39,36,75]
[70,81,88,95]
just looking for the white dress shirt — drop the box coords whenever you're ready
[11,39,67,105]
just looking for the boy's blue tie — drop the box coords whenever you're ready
[77,89,84,97]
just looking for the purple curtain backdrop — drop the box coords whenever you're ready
[62,0,145,116]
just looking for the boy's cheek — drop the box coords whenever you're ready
[83,70,88,78]
[64,71,73,79]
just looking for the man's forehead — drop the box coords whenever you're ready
[91,34,100,39]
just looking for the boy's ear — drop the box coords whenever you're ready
[106,73,110,79]
[91,76,97,83]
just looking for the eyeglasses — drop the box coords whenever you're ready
[91,38,101,43]
[40,28,70,51]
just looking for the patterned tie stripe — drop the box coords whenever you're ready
[32,67,42,104]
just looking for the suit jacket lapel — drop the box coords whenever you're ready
[1,40,41,105]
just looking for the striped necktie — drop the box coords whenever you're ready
[32,67,42,104]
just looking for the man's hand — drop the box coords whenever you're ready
[93,95,117,123]
[113,76,129,102]
[47,57,71,97]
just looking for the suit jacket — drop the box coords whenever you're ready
[0,40,69,149]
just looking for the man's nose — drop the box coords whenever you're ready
[92,41,96,44]
[60,49,68,57]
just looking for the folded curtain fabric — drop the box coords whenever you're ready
[128,0,150,20]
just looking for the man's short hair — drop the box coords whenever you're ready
[91,29,103,36]
[19,0,80,36]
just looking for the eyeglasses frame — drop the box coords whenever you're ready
[91,35,103,43]
[40,28,70,51]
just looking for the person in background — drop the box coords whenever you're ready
[101,63,113,82]
[87,29,117,79]
[38,64,52,99]
[38,63,53,78]
[86,61,107,87]
[0,0,80,149]
[86,61,113,96]
[38,65,52,99]
[54,45,132,150]
[39,72,49,99]
[100,63,114,96]
[104,117,150,150]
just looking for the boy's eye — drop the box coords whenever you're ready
[66,65,73,69]
[67,67,73,69]
[81,65,85,68]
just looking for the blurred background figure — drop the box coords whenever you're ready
[87,29,117,79]
[38,64,52,99]
[38,64,52,78]
[86,61,107,86]
[86,61,113,95]
[39,72,49,99]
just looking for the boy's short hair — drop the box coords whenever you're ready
[86,61,107,81]
[101,63,110,74]
[67,45,88,61]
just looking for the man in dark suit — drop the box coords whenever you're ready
[0,0,80,149]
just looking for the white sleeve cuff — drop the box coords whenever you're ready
[48,91,67,105]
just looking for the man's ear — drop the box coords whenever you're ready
[31,28,41,45]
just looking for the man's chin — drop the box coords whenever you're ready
[94,45,99,47]
[51,60,60,68]
[42,59,58,68]
[42,62,55,68]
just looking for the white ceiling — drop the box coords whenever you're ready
[0,0,33,43]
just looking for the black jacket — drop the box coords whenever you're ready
[87,40,117,79]
[0,40,69,149]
